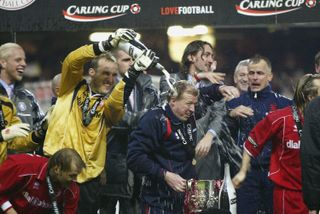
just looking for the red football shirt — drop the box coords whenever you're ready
[244,106,303,190]
[0,154,80,214]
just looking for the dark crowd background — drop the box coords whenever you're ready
[0,26,319,106]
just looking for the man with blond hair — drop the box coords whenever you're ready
[0,43,43,130]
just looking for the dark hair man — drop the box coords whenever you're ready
[300,74,320,214]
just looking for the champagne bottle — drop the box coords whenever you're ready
[218,163,237,214]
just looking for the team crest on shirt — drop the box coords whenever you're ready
[17,102,27,112]
[32,181,40,190]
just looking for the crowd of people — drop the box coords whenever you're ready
[0,28,319,214]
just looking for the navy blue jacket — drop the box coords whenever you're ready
[127,104,197,212]
[226,85,292,168]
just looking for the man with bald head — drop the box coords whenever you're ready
[51,73,61,105]
[226,55,292,214]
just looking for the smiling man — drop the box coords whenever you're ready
[0,43,43,130]
[226,54,292,214]
[233,59,249,94]
[42,28,158,214]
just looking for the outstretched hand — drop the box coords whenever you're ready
[219,85,240,100]
[196,72,225,84]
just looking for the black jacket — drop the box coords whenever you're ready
[301,96,320,210]
[102,74,159,198]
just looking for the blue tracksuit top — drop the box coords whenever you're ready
[226,85,292,168]
[127,104,197,212]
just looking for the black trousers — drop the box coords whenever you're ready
[77,177,100,214]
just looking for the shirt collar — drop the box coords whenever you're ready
[0,79,14,98]
[248,84,272,99]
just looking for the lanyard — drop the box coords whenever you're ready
[291,105,303,138]
[81,96,102,126]
[46,176,60,214]
[0,99,6,130]
[176,123,194,145]
[170,118,196,159]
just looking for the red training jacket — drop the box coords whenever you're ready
[244,106,303,190]
[0,154,79,214]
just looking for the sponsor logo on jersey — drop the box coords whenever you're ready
[235,0,305,16]
[160,5,214,15]
[286,139,300,149]
[0,0,36,11]
[22,191,51,208]
[63,3,141,22]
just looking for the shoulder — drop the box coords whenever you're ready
[140,106,163,121]
[267,106,292,121]
[305,96,320,117]
[8,153,47,164]
[272,92,292,103]
[273,92,291,100]
[65,182,80,199]
[14,87,36,100]
[307,96,320,109]
[139,107,167,130]
[4,154,47,174]
[0,96,14,109]
[226,93,247,107]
